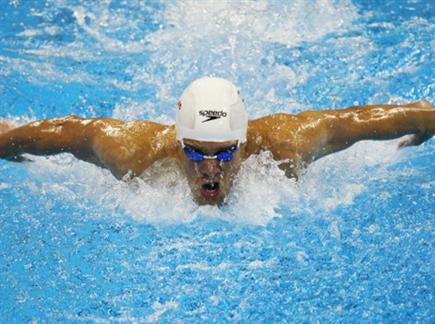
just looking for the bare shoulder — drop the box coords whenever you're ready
[248,111,325,130]
[91,119,177,178]
[245,110,342,163]
[246,113,303,157]
[94,119,176,147]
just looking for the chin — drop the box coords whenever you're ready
[195,193,226,206]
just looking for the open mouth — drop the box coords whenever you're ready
[201,182,220,199]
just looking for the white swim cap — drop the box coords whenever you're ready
[176,77,248,143]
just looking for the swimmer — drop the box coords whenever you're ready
[0,77,434,205]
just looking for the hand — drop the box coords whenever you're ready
[398,100,433,149]
[398,132,433,149]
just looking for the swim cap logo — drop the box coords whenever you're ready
[199,110,227,123]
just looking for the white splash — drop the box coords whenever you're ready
[148,0,356,47]
[137,0,361,116]
[22,136,406,226]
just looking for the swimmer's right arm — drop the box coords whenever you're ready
[0,115,176,179]
[0,115,114,166]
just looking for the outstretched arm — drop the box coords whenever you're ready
[0,115,109,165]
[0,115,176,179]
[248,100,434,178]
[302,100,434,162]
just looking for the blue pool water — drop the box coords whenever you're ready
[0,0,434,322]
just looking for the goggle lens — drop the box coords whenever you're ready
[182,143,238,161]
[183,147,205,161]
[215,151,235,161]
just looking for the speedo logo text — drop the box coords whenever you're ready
[199,110,227,123]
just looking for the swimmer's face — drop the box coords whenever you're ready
[178,139,245,206]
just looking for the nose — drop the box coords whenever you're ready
[199,159,222,179]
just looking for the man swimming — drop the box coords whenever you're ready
[0,77,434,205]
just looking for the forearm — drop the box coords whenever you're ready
[304,103,434,161]
[339,104,434,141]
[0,116,94,159]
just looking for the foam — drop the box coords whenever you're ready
[23,136,405,226]
[138,0,360,117]
[150,0,356,46]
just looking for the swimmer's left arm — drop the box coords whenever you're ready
[299,100,434,162]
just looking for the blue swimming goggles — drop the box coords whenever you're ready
[181,140,239,161]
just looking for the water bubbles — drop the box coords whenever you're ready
[20,135,406,227]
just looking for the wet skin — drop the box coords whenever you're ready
[0,100,434,205]
[178,139,246,205]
